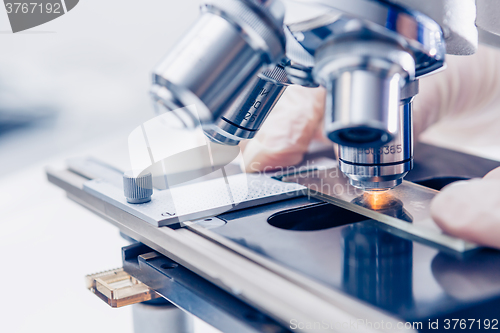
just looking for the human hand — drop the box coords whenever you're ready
[431,167,500,249]
[242,45,500,248]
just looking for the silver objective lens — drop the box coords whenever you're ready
[202,23,320,145]
[314,39,415,148]
[203,64,290,145]
[150,0,286,130]
[338,80,418,190]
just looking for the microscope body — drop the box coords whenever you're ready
[150,0,498,190]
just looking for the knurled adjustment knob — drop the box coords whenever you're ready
[123,170,153,204]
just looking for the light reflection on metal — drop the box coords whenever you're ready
[342,223,414,312]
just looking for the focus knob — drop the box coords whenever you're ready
[123,171,153,204]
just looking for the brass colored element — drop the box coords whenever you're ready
[85,268,159,308]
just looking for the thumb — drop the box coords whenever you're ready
[242,85,326,172]
[484,166,500,180]
[430,167,500,249]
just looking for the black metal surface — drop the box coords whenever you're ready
[206,144,500,324]
[213,197,500,324]
[122,243,292,333]
[409,143,500,182]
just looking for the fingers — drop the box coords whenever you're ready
[484,166,500,180]
[242,85,326,172]
[431,178,500,249]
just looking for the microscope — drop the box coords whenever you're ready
[149,0,469,190]
[48,1,500,332]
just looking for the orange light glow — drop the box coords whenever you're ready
[363,190,392,210]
